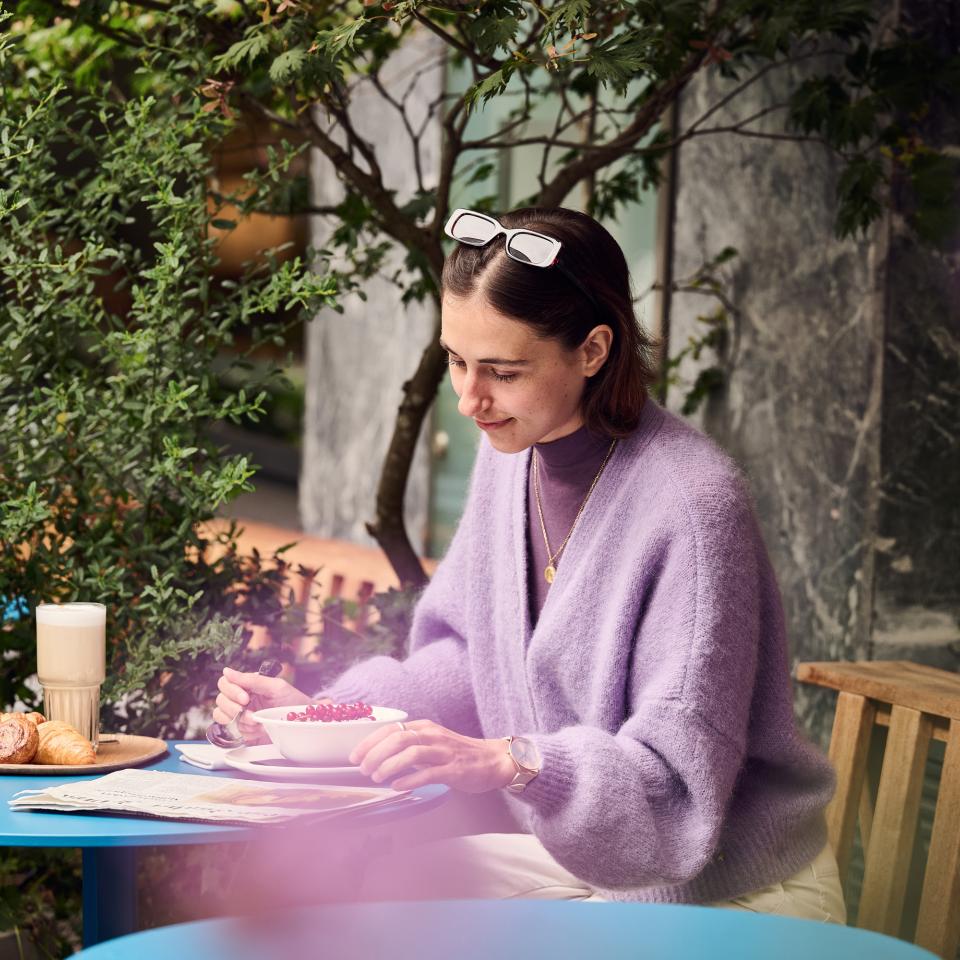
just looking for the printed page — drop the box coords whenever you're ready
[9,769,410,825]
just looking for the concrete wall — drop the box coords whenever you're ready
[668,48,960,742]
[300,28,444,553]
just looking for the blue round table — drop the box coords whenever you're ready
[72,899,937,960]
[0,740,447,946]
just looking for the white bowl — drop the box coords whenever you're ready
[251,705,408,765]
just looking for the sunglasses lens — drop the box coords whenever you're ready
[451,212,499,245]
[507,231,556,266]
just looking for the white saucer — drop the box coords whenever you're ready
[223,745,370,782]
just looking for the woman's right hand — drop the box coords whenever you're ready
[213,666,318,745]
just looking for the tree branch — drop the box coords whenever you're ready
[431,98,470,242]
[235,93,299,131]
[681,45,845,137]
[536,47,709,206]
[322,89,384,185]
[412,10,496,70]
[415,89,458,143]
[462,103,829,157]
[464,97,538,151]
[515,14,547,55]
[533,37,849,208]
[538,81,584,193]
[461,129,600,152]
[239,90,436,274]
[368,69,426,195]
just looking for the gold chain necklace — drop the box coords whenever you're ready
[532,438,617,584]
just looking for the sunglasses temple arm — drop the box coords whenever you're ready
[555,262,602,312]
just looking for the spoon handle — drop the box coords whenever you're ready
[206,658,283,747]
[230,659,283,725]
[256,659,283,679]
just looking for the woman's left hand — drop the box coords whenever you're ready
[349,720,517,793]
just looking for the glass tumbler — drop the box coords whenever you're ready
[35,602,106,749]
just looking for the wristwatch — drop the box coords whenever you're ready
[504,735,542,794]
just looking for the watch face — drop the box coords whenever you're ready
[510,736,541,772]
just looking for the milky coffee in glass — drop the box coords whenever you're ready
[36,603,106,748]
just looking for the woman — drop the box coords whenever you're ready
[213,207,844,919]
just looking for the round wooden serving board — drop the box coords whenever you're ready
[0,734,168,775]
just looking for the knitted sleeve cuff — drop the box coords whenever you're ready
[512,733,577,817]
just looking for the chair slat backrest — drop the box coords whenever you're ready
[798,660,960,959]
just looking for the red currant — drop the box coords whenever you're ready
[284,700,375,722]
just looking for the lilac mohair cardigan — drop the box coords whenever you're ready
[326,398,835,903]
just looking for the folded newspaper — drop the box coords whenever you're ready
[9,768,413,826]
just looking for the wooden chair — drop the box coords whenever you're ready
[797,660,960,959]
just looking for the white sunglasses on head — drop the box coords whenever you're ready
[443,208,562,267]
[443,207,602,310]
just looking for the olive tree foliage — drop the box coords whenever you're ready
[5,1,958,594]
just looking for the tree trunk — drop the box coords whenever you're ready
[365,331,448,590]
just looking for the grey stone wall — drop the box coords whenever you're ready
[300,28,444,553]
[872,0,960,665]
[668,51,960,743]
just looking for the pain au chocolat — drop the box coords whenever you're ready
[0,713,40,764]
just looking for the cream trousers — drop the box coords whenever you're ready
[358,833,847,924]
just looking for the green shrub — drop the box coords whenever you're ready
[0,11,341,734]
[0,848,83,958]
[0,14,420,953]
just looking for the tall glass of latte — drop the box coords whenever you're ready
[36,602,106,749]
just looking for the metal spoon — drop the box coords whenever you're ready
[206,658,283,748]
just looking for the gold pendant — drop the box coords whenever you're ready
[544,565,556,584]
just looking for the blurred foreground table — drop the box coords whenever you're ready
[73,899,938,960]
[0,740,447,946]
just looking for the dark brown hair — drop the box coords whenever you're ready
[441,206,657,438]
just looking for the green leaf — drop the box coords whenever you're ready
[269,47,308,85]
[835,154,884,238]
[545,0,591,36]
[584,31,651,95]
[906,152,960,248]
[789,75,848,138]
[464,62,517,112]
[214,29,270,71]
[314,19,366,59]
[398,189,436,223]
[589,167,642,221]
[465,160,497,186]
[681,367,725,416]
[466,15,521,56]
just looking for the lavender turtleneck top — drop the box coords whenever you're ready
[527,424,612,622]
[326,398,835,903]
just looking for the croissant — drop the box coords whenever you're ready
[35,720,96,765]
[1,711,46,724]
[0,714,40,764]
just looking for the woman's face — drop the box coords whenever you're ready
[441,292,611,454]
